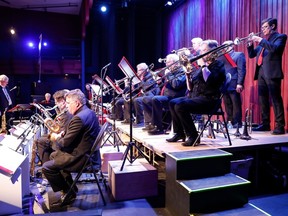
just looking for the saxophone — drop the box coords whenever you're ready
[0,110,7,134]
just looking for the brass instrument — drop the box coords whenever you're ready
[115,77,129,87]
[158,58,166,63]
[234,32,262,45]
[31,103,60,133]
[0,110,7,134]
[171,47,194,55]
[240,109,252,140]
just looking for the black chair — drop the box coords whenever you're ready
[61,122,109,206]
[192,73,232,147]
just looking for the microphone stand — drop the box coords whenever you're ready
[120,76,149,171]
[100,66,108,125]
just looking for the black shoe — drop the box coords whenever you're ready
[60,191,77,206]
[148,128,165,135]
[121,119,130,124]
[142,124,155,131]
[252,124,271,131]
[166,133,186,142]
[272,127,285,135]
[182,136,200,146]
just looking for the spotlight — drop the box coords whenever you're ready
[100,5,107,12]
[165,1,173,6]
[10,28,16,35]
[28,42,35,48]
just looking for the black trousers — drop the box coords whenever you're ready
[258,70,285,128]
[223,90,242,125]
[169,96,218,138]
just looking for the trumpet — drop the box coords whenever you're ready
[158,58,166,63]
[234,32,262,45]
[171,47,194,55]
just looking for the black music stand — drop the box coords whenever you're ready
[118,57,148,171]
[101,76,125,151]
[92,73,110,125]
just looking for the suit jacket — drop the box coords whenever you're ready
[51,105,100,171]
[247,32,287,80]
[218,51,246,90]
[0,86,12,114]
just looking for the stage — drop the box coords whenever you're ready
[107,118,288,161]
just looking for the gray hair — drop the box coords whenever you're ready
[0,74,9,82]
[65,89,86,105]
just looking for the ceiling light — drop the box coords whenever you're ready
[165,1,173,6]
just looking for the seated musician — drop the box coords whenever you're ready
[121,63,160,126]
[42,89,101,206]
[166,40,226,146]
[142,53,187,135]
[34,89,72,165]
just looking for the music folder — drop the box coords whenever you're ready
[105,76,123,95]
[118,56,141,85]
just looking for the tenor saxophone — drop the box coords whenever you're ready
[0,110,7,134]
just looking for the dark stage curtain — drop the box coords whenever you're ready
[165,0,288,129]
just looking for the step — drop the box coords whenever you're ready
[166,173,251,215]
[166,149,233,180]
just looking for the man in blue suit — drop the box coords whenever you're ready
[247,18,287,135]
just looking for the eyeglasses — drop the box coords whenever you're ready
[261,25,269,30]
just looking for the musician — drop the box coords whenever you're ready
[218,40,246,128]
[40,92,55,108]
[0,74,13,132]
[191,37,203,55]
[121,63,159,126]
[42,89,101,206]
[166,40,226,146]
[35,89,72,165]
[142,54,186,134]
[247,18,287,135]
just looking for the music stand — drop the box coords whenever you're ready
[8,104,32,123]
[92,73,110,125]
[117,57,148,171]
[101,76,125,151]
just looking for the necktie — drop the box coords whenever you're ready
[224,53,237,68]
[202,66,211,82]
[160,83,167,96]
[3,88,12,106]
[257,48,264,66]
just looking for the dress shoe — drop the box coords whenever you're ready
[272,127,285,135]
[142,124,155,131]
[182,136,200,146]
[148,127,165,135]
[252,124,271,132]
[121,119,130,124]
[166,133,186,142]
[51,191,77,207]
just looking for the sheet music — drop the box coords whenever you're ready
[118,57,141,85]
[92,74,110,89]
[105,76,123,95]
[89,84,102,96]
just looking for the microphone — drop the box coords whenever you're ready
[10,86,17,92]
[158,58,166,63]
[148,63,154,70]
[102,62,111,70]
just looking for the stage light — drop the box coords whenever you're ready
[43,42,48,47]
[165,1,173,6]
[28,42,35,48]
[100,5,107,12]
[10,28,16,35]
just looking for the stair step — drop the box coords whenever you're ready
[167,173,251,215]
[166,149,233,180]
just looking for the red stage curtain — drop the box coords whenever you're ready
[166,0,288,130]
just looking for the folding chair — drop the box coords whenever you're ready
[61,122,109,206]
[193,73,232,147]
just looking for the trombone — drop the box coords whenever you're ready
[234,32,262,45]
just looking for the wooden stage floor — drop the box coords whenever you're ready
[107,119,288,162]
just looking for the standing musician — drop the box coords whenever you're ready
[121,63,159,126]
[142,53,187,135]
[34,89,72,165]
[166,40,226,146]
[0,74,13,133]
[42,89,101,206]
[247,17,287,135]
[219,40,246,128]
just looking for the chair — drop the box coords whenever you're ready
[61,122,109,206]
[192,73,232,147]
